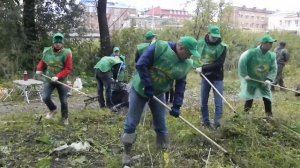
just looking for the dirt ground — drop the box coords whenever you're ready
[0,94,100,115]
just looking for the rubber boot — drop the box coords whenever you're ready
[121,133,136,166]
[156,133,170,150]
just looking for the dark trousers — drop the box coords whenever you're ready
[244,97,272,116]
[273,64,285,90]
[42,82,69,119]
[95,69,113,108]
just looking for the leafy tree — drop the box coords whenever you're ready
[192,0,218,39]
[36,0,86,39]
[0,0,23,79]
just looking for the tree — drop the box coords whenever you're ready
[23,0,37,52]
[0,0,24,79]
[192,0,218,39]
[36,0,85,39]
[97,0,111,56]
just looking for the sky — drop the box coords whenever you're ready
[116,0,300,13]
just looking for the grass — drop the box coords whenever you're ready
[0,71,300,167]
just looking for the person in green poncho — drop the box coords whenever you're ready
[238,34,278,119]
[134,31,158,63]
[94,56,122,108]
[194,25,228,129]
[120,36,200,166]
[36,33,73,125]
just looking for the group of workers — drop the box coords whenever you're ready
[35,25,289,166]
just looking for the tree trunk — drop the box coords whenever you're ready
[97,0,112,56]
[23,0,37,52]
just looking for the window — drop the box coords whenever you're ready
[295,20,298,26]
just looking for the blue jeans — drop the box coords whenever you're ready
[124,87,167,136]
[200,79,223,127]
[95,69,113,107]
[42,82,69,119]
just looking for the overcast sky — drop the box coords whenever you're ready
[117,0,299,12]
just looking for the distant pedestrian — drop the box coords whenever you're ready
[272,42,289,90]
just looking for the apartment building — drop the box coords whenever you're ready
[144,6,192,23]
[268,12,300,34]
[230,6,274,32]
[80,0,136,34]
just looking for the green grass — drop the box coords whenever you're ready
[0,72,300,167]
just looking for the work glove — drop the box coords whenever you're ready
[36,71,43,75]
[170,106,180,118]
[144,85,154,98]
[264,80,272,87]
[195,67,202,73]
[244,75,251,80]
[51,76,58,82]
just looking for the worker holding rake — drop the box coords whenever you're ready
[194,25,228,129]
[121,36,200,166]
[36,33,73,125]
[238,34,277,119]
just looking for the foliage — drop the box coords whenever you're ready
[1,72,300,167]
[36,0,86,38]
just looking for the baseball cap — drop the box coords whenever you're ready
[178,36,200,57]
[113,47,120,52]
[52,33,64,44]
[260,35,277,43]
[208,25,221,38]
[145,31,157,40]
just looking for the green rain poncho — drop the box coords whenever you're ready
[238,47,277,101]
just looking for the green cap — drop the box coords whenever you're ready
[145,31,157,40]
[208,25,221,38]
[113,47,120,52]
[178,36,200,57]
[52,33,64,44]
[260,35,277,43]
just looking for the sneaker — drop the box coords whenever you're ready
[63,118,69,125]
[45,111,57,119]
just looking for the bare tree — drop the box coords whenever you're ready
[97,0,112,56]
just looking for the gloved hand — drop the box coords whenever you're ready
[244,75,250,80]
[144,85,154,98]
[195,67,202,73]
[170,106,180,118]
[36,71,43,75]
[264,80,272,87]
[51,76,58,82]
